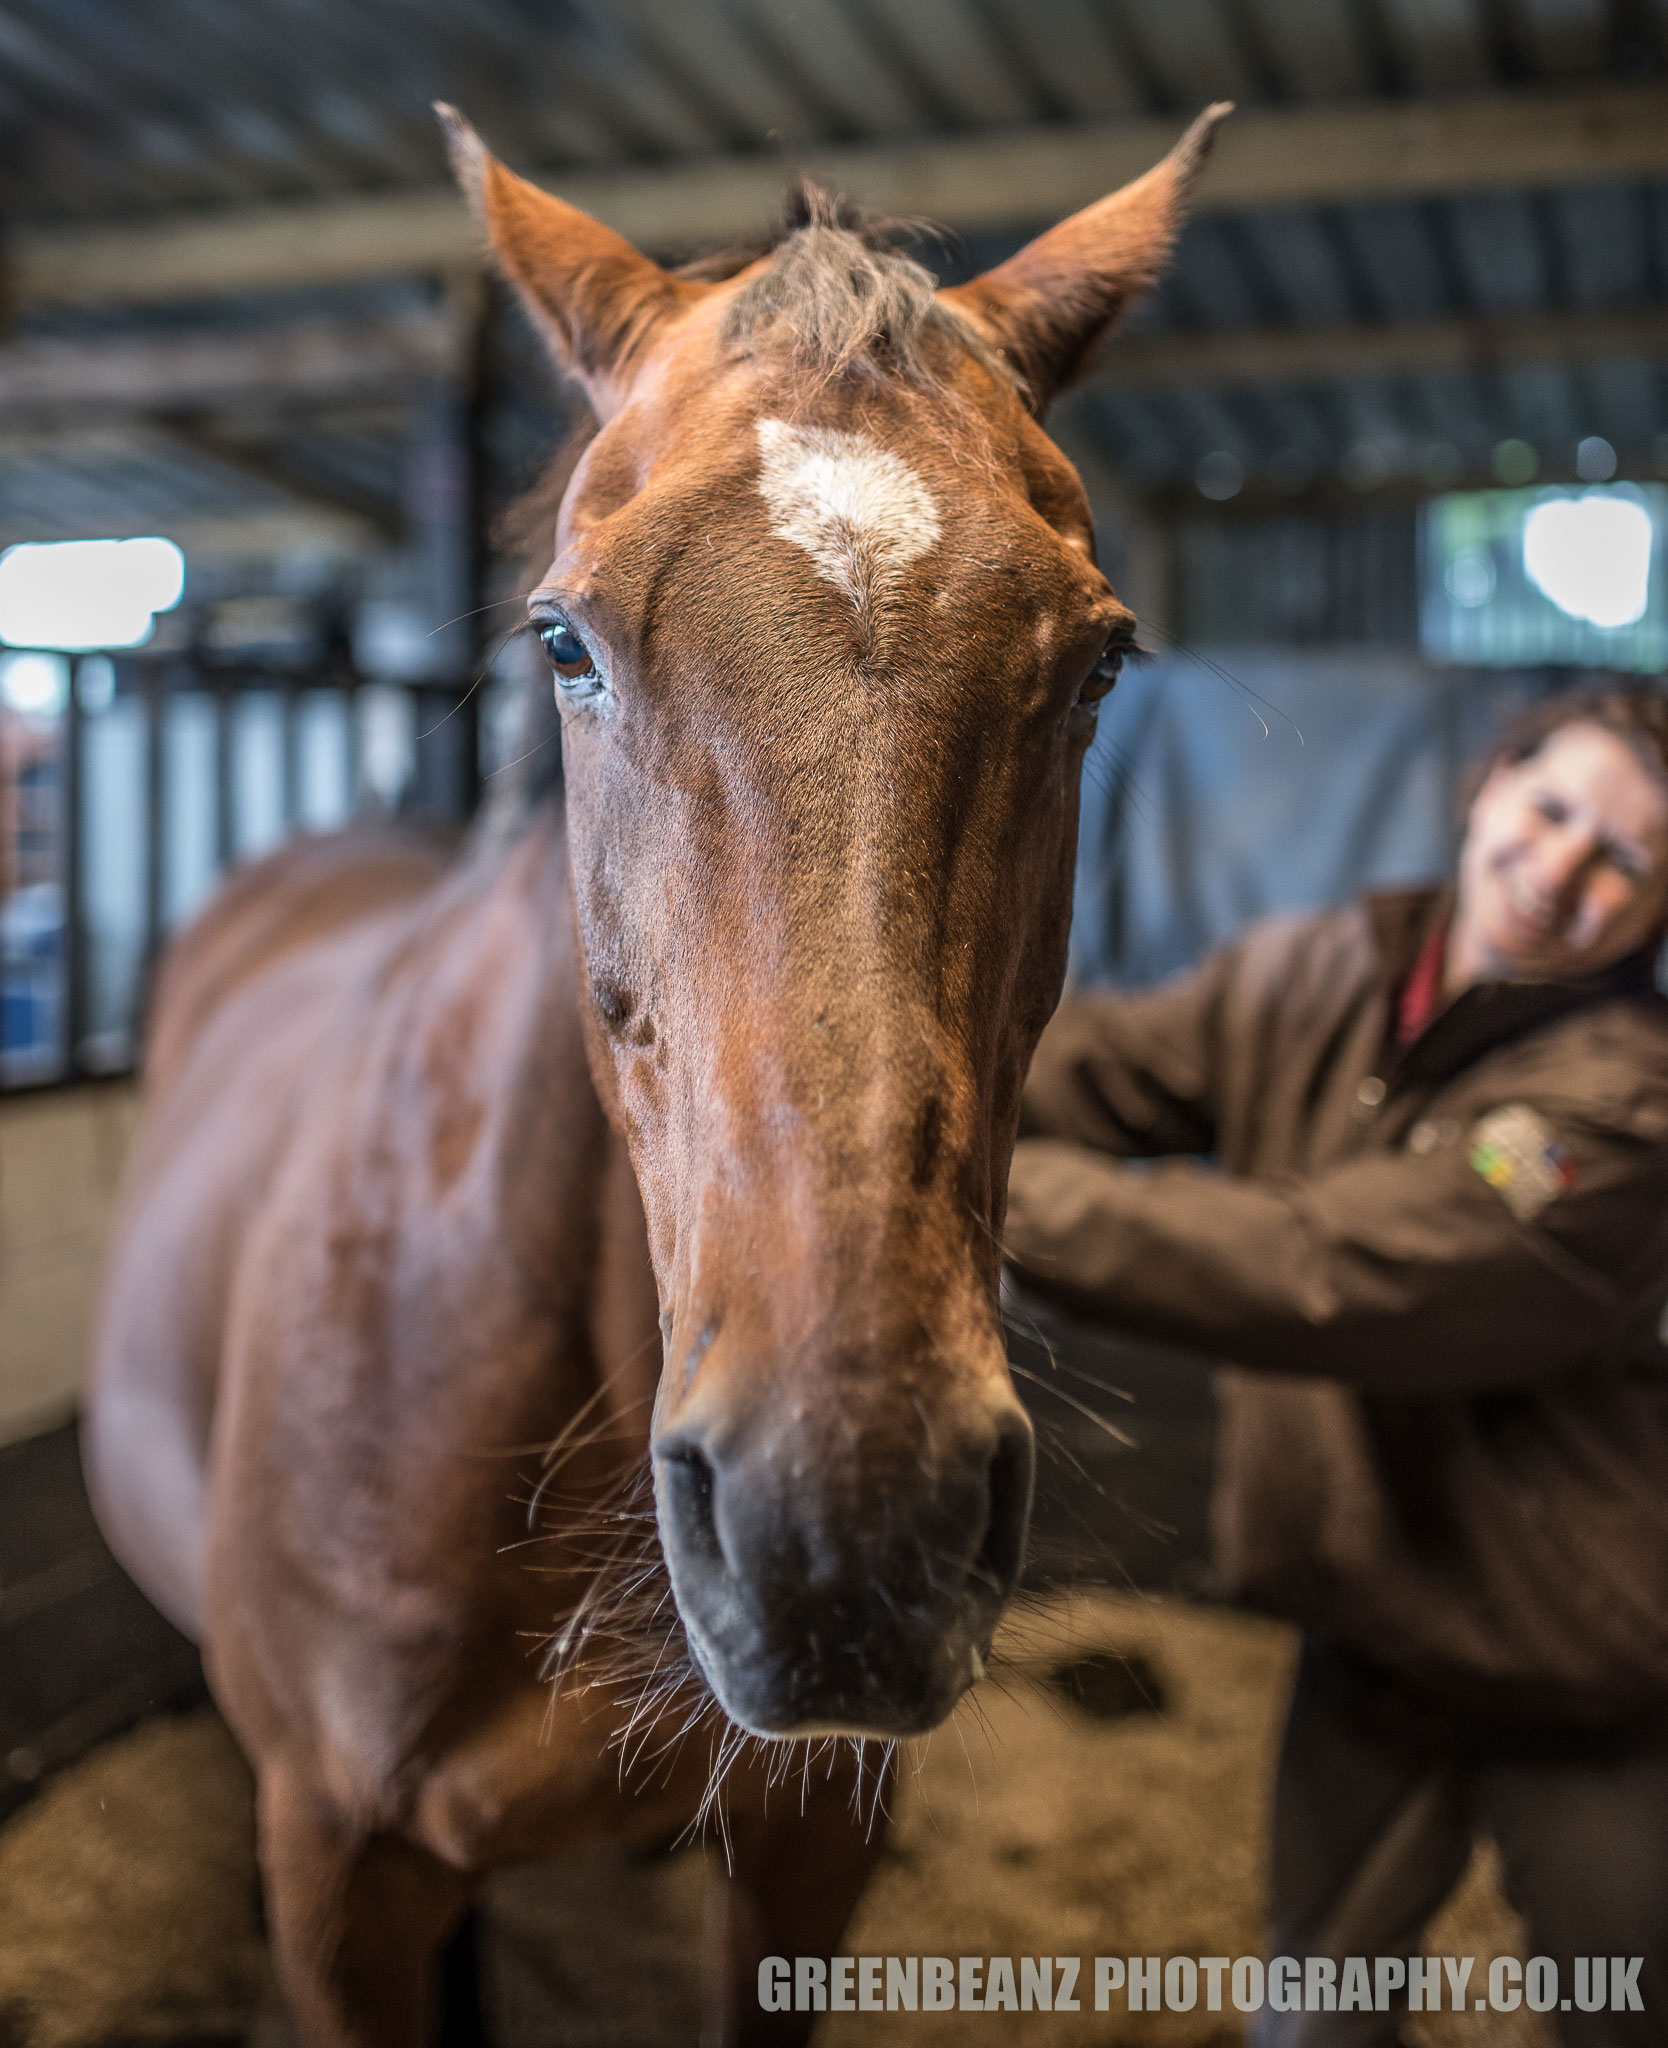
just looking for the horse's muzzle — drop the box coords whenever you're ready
[652,1399,1034,1738]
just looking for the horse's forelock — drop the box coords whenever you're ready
[720,224,960,385]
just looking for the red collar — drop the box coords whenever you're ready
[1396,919,1450,1046]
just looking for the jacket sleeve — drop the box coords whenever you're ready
[1019,944,1238,1158]
[1003,1102,1668,1397]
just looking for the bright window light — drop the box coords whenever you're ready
[0,536,185,651]
[1522,493,1653,632]
[1423,484,1667,670]
[0,651,69,716]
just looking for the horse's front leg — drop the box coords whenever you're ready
[701,1749,896,2047]
[258,1759,474,2048]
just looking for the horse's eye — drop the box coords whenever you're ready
[538,618,596,684]
[1079,644,1124,707]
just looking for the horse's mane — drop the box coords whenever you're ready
[484,182,978,830]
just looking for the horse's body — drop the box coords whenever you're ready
[91,815,877,2039]
[84,104,1226,2045]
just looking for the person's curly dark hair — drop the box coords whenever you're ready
[1489,684,1668,787]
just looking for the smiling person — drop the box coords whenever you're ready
[1004,687,1668,2046]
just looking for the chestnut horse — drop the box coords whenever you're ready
[83,102,1226,2046]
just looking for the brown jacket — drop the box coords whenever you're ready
[1006,888,1668,1724]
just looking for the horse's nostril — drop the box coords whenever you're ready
[652,1406,1034,1737]
[974,1420,1034,1599]
[659,1444,723,1567]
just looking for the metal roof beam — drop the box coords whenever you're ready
[3,290,1662,420]
[0,311,460,422]
[1100,302,1668,389]
[10,81,1668,310]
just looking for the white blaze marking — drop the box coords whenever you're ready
[755,417,940,613]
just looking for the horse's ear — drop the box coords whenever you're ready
[942,103,1232,415]
[437,105,699,417]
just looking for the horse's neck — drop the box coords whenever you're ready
[399,806,661,1455]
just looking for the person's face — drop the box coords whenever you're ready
[1453,721,1668,987]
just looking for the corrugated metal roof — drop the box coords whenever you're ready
[2,0,1661,225]
[0,0,1664,537]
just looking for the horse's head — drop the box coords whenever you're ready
[444,106,1224,1739]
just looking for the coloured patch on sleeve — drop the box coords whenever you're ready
[1468,1103,1578,1223]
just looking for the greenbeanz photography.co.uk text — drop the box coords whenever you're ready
[759,1952,1646,2017]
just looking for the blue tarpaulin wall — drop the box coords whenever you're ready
[1070,650,1545,990]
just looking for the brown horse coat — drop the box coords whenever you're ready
[84,104,1227,2046]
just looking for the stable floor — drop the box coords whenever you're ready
[0,1309,1544,2045]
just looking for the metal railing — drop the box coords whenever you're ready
[0,645,480,1091]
